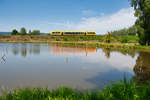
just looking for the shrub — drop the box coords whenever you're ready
[30,30,40,35]
[63,38,68,41]
[20,27,27,35]
[121,37,128,43]
[11,29,19,35]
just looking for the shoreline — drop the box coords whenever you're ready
[0,41,150,51]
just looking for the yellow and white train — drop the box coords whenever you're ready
[51,31,96,36]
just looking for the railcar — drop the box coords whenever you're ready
[51,31,96,36]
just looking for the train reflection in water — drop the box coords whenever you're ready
[50,44,97,55]
[50,44,97,64]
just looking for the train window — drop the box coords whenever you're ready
[88,32,95,34]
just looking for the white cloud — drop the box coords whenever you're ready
[74,8,136,34]
[48,8,136,34]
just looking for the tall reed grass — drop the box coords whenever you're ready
[0,79,150,100]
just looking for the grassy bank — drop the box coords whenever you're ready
[0,79,150,100]
[0,35,150,51]
[0,35,139,43]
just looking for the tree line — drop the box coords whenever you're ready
[110,25,137,36]
[11,27,40,35]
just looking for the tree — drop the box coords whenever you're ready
[30,30,40,35]
[20,27,27,35]
[110,26,137,36]
[104,32,111,43]
[11,29,18,35]
[29,30,31,34]
[130,0,150,45]
[128,26,137,36]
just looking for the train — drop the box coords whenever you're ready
[51,31,96,36]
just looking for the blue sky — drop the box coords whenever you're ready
[0,0,136,34]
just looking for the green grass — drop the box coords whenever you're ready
[1,79,150,100]
[0,35,139,43]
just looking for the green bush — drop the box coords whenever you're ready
[11,29,19,35]
[30,30,40,35]
[63,38,68,41]
[24,38,28,41]
[121,37,128,43]
[120,36,139,43]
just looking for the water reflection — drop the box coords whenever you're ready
[0,43,150,90]
[101,48,136,59]
[50,44,97,55]
[11,44,41,56]
[133,52,150,82]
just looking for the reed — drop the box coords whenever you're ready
[0,79,150,100]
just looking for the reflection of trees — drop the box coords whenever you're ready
[32,46,40,54]
[119,50,136,58]
[29,45,40,55]
[12,47,19,55]
[21,46,27,57]
[102,48,136,59]
[12,44,41,56]
[102,48,111,59]
[133,52,150,82]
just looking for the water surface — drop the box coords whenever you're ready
[0,43,150,90]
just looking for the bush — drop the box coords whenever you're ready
[11,29,19,35]
[24,38,27,41]
[63,38,68,41]
[120,36,139,43]
[30,30,40,35]
[103,33,111,43]
[20,27,27,35]
[121,37,128,43]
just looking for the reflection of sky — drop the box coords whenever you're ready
[82,49,138,74]
[0,43,137,90]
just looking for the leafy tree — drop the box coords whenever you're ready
[11,29,18,35]
[104,32,111,43]
[30,30,40,35]
[29,30,31,34]
[110,26,137,36]
[20,27,27,35]
[130,0,150,45]
[128,26,137,36]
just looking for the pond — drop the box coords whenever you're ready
[0,43,150,90]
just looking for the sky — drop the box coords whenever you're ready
[0,0,137,34]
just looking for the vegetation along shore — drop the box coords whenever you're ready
[0,35,150,51]
[0,79,150,100]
